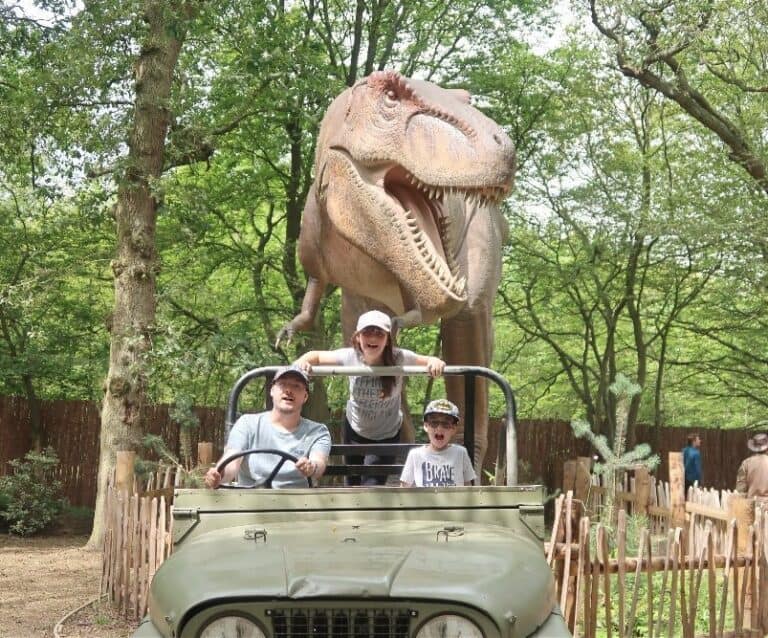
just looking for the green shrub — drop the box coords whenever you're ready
[0,490,9,532]
[0,447,65,536]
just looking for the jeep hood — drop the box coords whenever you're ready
[148,519,556,636]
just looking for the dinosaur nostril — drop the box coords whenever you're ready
[493,133,503,145]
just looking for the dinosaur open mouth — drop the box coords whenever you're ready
[383,166,465,298]
[383,165,507,299]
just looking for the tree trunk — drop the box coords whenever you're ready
[21,373,42,452]
[87,1,191,551]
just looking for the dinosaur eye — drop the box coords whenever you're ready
[384,89,399,106]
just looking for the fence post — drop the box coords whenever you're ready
[116,450,136,493]
[669,452,685,528]
[564,459,576,493]
[759,508,768,635]
[635,466,651,516]
[197,442,213,467]
[728,494,755,631]
[728,495,755,554]
[575,457,592,503]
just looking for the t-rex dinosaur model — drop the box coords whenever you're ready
[278,71,515,473]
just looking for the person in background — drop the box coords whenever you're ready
[204,366,331,489]
[400,399,476,488]
[736,433,768,499]
[682,433,702,493]
[294,310,445,486]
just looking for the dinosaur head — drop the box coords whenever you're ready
[315,71,515,315]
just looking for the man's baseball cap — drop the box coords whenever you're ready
[423,399,459,421]
[356,310,392,333]
[272,365,310,390]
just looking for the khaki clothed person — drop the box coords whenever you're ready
[735,433,768,499]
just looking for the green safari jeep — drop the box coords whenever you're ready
[134,365,570,638]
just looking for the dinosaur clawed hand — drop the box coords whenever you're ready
[275,323,296,349]
[390,316,404,341]
[276,311,317,348]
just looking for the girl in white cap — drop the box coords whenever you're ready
[294,310,445,485]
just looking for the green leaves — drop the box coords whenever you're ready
[0,447,64,536]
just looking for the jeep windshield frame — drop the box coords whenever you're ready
[224,365,518,485]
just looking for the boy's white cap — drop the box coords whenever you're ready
[424,399,459,421]
[356,310,391,333]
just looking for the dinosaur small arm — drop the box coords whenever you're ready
[277,71,515,471]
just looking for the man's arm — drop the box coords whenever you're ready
[297,426,332,480]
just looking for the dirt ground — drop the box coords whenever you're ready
[0,533,139,638]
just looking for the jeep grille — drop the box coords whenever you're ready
[267,608,412,638]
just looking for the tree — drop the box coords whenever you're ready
[584,0,768,426]
[587,0,768,197]
[498,42,723,442]
[0,4,113,446]
[88,1,198,550]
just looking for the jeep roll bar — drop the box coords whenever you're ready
[224,365,518,485]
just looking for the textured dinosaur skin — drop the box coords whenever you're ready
[279,71,515,470]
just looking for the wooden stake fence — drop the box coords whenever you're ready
[548,492,768,637]
[100,462,179,620]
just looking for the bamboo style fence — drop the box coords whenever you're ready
[100,464,179,620]
[568,454,756,559]
[548,490,768,637]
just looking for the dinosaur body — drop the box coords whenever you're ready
[280,71,515,470]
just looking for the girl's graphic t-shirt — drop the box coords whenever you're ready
[332,347,418,440]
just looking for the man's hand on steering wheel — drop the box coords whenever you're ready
[294,455,317,478]
[204,466,225,489]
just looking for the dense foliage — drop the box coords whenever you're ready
[0,448,65,536]
[1,0,766,445]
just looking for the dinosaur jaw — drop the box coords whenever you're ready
[382,165,467,303]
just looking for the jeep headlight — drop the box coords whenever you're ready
[199,615,266,638]
[415,614,483,638]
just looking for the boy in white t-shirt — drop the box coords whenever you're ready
[400,399,477,487]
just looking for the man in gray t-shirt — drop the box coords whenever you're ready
[204,367,331,489]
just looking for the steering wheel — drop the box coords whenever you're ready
[215,448,311,489]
